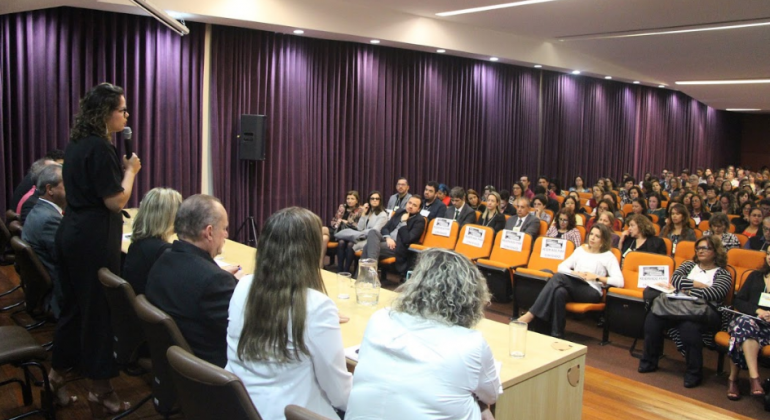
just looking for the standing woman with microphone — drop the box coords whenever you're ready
[49,83,141,417]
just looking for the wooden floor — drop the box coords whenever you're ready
[0,264,758,420]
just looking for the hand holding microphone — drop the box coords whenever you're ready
[122,127,142,174]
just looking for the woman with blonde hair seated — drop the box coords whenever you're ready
[346,248,499,420]
[123,187,183,295]
[518,224,623,338]
[476,191,506,233]
[546,208,582,247]
[226,207,352,420]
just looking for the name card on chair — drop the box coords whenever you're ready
[500,231,524,252]
[541,238,567,260]
[462,226,486,248]
[432,218,452,237]
[638,265,670,288]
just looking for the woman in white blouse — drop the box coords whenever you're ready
[225,207,352,420]
[518,223,623,338]
[346,248,500,420]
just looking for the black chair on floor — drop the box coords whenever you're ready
[0,326,56,420]
[9,220,23,237]
[9,237,52,330]
[166,345,262,420]
[134,295,191,417]
[0,216,17,266]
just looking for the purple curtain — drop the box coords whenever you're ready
[541,73,739,188]
[210,26,540,238]
[0,8,205,213]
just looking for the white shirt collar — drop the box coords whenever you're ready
[38,198,63,215]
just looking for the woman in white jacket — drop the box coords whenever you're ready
[518,223,623,338]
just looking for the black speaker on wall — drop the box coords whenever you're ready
[238,114,266,161]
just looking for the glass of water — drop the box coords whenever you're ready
[509,320,527,358]
[337,272,352,300]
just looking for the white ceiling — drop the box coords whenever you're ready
[4,0,770,111]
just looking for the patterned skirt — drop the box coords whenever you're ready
[728,315,770,370]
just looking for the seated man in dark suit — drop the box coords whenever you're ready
[363,195,425,276]
[420,181,446,222]
[146,194,243,367]
[744,216,770,252]
[21,164,65,318]
[504,197,541,239]
[11,149,64,212]
[444,186,476,229]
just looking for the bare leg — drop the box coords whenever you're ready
[518,312,535,323]
[742,339,761,379]
[728,360,740,381]
[89,378,130,416]
[48,368,77,406]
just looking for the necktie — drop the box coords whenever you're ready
[515,218,523,228]
[454,209,460,220]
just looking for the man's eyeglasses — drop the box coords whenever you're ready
[695,246,712,252]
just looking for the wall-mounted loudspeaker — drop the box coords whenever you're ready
[238,114,266,161]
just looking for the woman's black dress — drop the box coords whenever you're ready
[52,135,124,379]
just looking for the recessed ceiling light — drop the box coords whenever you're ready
[675,79,770,85]
[658,85,665,88]
[293,29,304,34]
[726,108,762,111]
[437,0,559,17]
[436,49,446,53]
[370,40,380,44]
[534,65,542,68]
[490,57,499,62]
[604,76,612,79]
[558,19,770,41]
[571,70,581,75]
[633,81,640,84]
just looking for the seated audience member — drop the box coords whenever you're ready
[345,248,499,420]
[660,203,697,254]
[476,191,506,233]
[619,177,636,205]
[518,224,623,338]
[668,178,683,200]
[732,202,753,233]
[759,198,770,218]
[17,159,60,223]
[681,192,694,209]
[420,182,447,222]
[534,186,560,214]
[437,184,451,207]
[587,199,622,232]
[466,189,486,213]
[726,247,770,400]
[481,185,496,202]
[596,178,607,192]
[595,211,621,248]
[570,175,590,193]
[703,212,740,251]
[561,196,584,226]
[737,207,763,238]
[386,178,412,211]
[721,179,735,195]
[505,197,541,239]
[537,176,558,200]
[703,186,720,213]
[587,185,603,210]
[624,197,652,226]
[602,192,625,222]
[510,182,525,204]
[498,189,516,216]
[628,186,645,203]
[226,207,352,420]
[719,192,739,215]
[362,195,425,277]
[322,191,363,266]
[123,188,183,295]
[11,149,64,211]
[639,236,731,388]
[520,175,535,199]
[21,164,66,317]
[345,191,389,266]
[651,179,667,200]
[546,209,581,247]
[444,187,476,229]
[146,195,241,367]
[619,215,667,262]
[647,193,666,223]
[744,217,770,251]
[604,177,617,193]
[736,190,754,208]
[531,194,553,225]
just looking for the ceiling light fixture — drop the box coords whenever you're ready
[675,79,770,85]
[726,108,762,111]
[604,76,612,79]
[437,0,559,17]
[658,85,665,88]
[293,29,304,34]
[633,81,640,84]
[490,57,499,61]
[370,40,380,44]
[571,70,581,75]
[558,18,770,41]
[437,49,446,53]
[534,64,542,68]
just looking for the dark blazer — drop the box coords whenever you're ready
[620,235,667,258]
[745,235,769,251]
[11,173,33,211]
[444,204,476,229]
[421,199,447,221]
[123,237,171,295]
[504,214,541,239]
[146,240,237,368]
[733,270,769,315]
[500,202,516,216]
[19,191,41,223]
[381,209,426,275]
[476,212,506,233]
[21,199,62,316]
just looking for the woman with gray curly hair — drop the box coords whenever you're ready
[345,248,500,420]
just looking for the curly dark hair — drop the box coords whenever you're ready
[693,235,728,269]
[70,83,124,142]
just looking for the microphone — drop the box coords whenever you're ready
[122,127,133,159]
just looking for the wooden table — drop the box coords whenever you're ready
[122,209,585,419]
